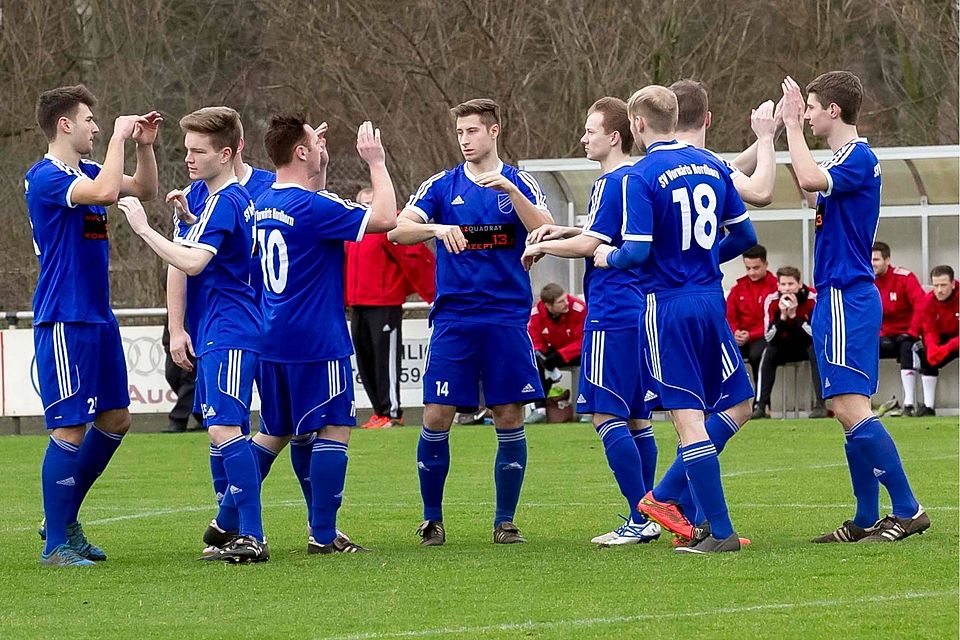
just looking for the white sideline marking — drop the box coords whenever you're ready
[722,454,957,478]
[318,590,956,640]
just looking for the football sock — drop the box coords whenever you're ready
[848,417,920,518]
[41,436,79,554]
[417,426,450,522]
[309,439,349,545]
[290,433,316,506]
[208,444,239,532]
[676,412,741,523]
[598,419,646,523]
[251,440,278,482]
[218,435,264,542]
[494,426,527,527]
[921,375,937,409]
[66,426,123,524]
[681,440,733,540]
[900,370,916,407]
[843,430,880,528]
[630,426,658,492]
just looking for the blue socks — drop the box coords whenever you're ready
[65,426,124,525]
[681,440,733,540]
[630,426,658,492]
[309,439,349,545]
[844,435,880,528]
[217,435,264,542]
[847,417,919,519]
[494,427,527,527]
[41,436,80,554]
[251,441,278,482]
[417,427,451,522]
[599,420,646,522]
[290,433,316,506]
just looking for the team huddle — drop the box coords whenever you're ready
[27,69,930,566]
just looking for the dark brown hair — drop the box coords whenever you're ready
[179,106,242,155]
[540,282,566,304]
[36,84,97,141]
[264,113,310,167]
[670,79,709,131]
[743,244,768,261]
[450,98,501,128]
[776,266,802,282]
[588,97,634,154]
[806,71,863,125]
[872,241,891,259]
[931,265,955,281]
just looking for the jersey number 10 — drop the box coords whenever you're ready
[257,228,289,294]
[671,184,717,251]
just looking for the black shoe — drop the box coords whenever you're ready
[674,532,741,554]
[217,536,269,564]
[163,421,187,433]
[493,521,527,544]
[808,405,828,419]
[902,404,915,417]
[308,533,369,554]
[202,519,238,548]
[811,519,876,543]
[416,520,446,546]
[915,406,936,417]
[860,508,931,542]
[750,404,768,420]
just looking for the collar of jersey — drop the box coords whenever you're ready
[271,182,312,192]
[463,160,504,184]
[645,140,688,154]
[208,175,239,196]
[239,163,253,186]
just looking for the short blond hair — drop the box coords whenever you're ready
[179,106,242,155]
[626,86,678,134]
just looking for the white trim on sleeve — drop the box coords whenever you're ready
[405,205,430,222]
[623,233,653,242]
[818,166,834,197]
[721,211,750,227]
[581,229,613,243]
[174,237,218,255]
[354,209,372,241]
[64,176,85,209]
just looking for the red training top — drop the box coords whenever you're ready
[874,265,925,337]
[345,231,435,306]
[762,286,817,344]
[528,294,586,361]
[917,283,960,366]
[726,271,779,342]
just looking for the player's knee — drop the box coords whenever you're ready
[725,399,753,426]
[490,403,523,427]
[254,432,290,452]
[831,395,871,430]
[316,425,351,444]
[96,409,131,435]
[52,425,86,446]
[423,404,455,431]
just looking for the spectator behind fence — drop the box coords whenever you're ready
[872,241,926,417]
[913,266,959,416]
[346,187,436,429]
[752,266,826,419]
[526,283,585,423]
[726,244,778,387]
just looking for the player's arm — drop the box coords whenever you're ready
[731,97,784,176]
[389,209,468,253]
[718,217,758,263]
[355,121,397,233]
[315,122,329,191]
[117,197,214,275]
[165,265,195,371]
[522,234,601,271]
[732,100,777,207]
[781,76,829,194]
[594,173,653,269]
[119,112,163,201]
[474,170,554,231]
[70,115,144,206]
[527,224,581,243]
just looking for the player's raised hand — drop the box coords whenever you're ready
[433,224,468,254]
[475,171,517,195]
[117,196,150,235]
[521,244,545,271]
[750,100,777,139]
[527,224,568,244]
[592,243,615,269]
[314,121,329,166]
[780,76,805,130]
[132,111,163,145]
[356,121,385,166]
[165,189,197,224]
[773,96,785,134]
[169,331,196,372]
[112,115,144,140]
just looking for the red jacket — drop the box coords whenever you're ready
[726,272,779,342]
[875,265,925,337]
[528,294,586,361]
[918,284,959,366]
[763,286,817,344]
[345,233,435,306]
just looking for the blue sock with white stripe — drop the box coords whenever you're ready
[65,426,124,524]
[218,435,264,542]
[630,426,658,492]
[208,445,236,531]
[251,441,278,482]
[848,417,919,518]
[290,433,316,506]
[309,439,349,545]
[677,412,741,524]
[494,426,527,527]
[844,431,880,528]
[216,440,276,533]
[418,427,450,522]
[681,440,733,540]
[598,420,646,522]
[41,436,79,554]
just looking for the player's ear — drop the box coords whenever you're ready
[828,102,842,120]
[58,116,72,136]
[488,123,500,139]
[610,130,620,148]
[704,111,712,130]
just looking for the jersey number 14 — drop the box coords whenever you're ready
[672,184,717,251]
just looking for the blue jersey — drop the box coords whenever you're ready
[813,138,881,290]
[173,177,262,356]
[623,141,748,293]
[25,155,114,324]
[580,162,645,329]
[406,162,548,326]
[254,183,370,362]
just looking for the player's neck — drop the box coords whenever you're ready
[235,160,251,183]
[46,141,81,168]
[599,151,631,174]
[641,131,676,149]
[465,153,501,175]
[274,166,317,191]
[826,124,860,152]
[674,128,706,148]
[203,167,236,194]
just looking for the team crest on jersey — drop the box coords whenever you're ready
[497,193,514,215]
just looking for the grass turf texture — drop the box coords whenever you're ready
[0,417,956,640]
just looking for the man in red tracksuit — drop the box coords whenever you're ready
[346,188,435,429]
[752,266,826,419]
[913,266,959,417]
[527,283,586,421]
[872,241,927,416]
[726,244,778,387]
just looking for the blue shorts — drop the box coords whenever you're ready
[811,284,880,399]
[194,348,259,433]
[577,328,651,419]
[639,288,754,413]
[34,321,129,429]
[258,357,356,436]
[423,321,543,407]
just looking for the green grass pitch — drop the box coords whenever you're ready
[0,418,956,639]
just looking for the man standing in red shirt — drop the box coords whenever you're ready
[915,266,959,416]
[346,187,436,429]
[872,242,927,416]
[726,244,778,387]
[526,283,586,423]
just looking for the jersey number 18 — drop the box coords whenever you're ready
[672,184,717,251]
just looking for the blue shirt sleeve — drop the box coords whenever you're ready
[175,192,239,254]
[622,173,654,242]
[405,171,445,222]
[33,163,85,209]
[581,177,623,243]
[818,144,868,197]
[311,191,371,241]
[515,170,549,210]
[719,172,749,227]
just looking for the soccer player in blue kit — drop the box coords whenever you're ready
[26,85,161,566]
[593,86,758,554]
[780,72,928,543]
[251,114,397,553]
[522,97,661,546]
[389,99,553,545]
[118,107,268,563]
